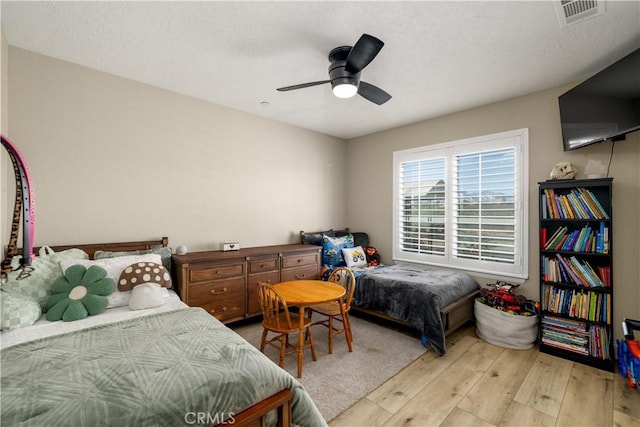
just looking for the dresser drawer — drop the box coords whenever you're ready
[280,265,318,282]
[189,262,244,283]
[200,297,245,321]
[189,277,245,322]
[281,252,319,269]
[249,258,278,274]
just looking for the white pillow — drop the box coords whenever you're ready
[129,283,166,311]
[60,254,162,308]
[342,245,368,268]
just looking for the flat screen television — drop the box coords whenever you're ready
[559,47,640,151]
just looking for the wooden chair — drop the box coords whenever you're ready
[309,267,356,354]
[257,283,316,376]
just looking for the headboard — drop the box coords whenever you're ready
[300,229,369,248]
[33,237,169,260]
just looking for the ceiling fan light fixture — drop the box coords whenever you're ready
[332,83,358,98]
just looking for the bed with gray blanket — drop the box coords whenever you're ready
[354,262,480,355]
[301,229,480,355]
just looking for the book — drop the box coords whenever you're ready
[545,226,568,250]
[571,188,595,219]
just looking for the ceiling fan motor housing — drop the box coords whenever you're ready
[328,46,360,89]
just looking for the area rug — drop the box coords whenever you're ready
[232,314,427,422]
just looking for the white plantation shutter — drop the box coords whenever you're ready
[393,129,529,280]
[398,157,446,257]
[453,148,516,263]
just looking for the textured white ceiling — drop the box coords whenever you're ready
[2,1,639,139]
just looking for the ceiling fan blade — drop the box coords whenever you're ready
[277,80,330,92]
[358,81,392,105]
[345,34,384,74]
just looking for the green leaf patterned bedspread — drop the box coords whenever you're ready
[1,307,326,426]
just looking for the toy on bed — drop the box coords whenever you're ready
[1,237,325,427]
[300,229,481,355]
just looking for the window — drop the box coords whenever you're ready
[393,128,529,280]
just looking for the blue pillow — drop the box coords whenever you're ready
[322,234,354,267]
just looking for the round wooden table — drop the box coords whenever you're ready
[271,280,346,378]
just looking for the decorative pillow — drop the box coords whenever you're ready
[342,246,368,268]
[321,234,354,267]
[118,262,172,291]
[128,283,166,311]
[364,246,381,266]
[1,248,89,309]
[45,265,115,322]
[59,254,162,308]
[94,246,173,273]
[302,230,335,246]
[0,291,42,331]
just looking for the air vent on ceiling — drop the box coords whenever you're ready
[554,0,605,27]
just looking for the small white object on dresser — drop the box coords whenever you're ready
[220,241,240,251]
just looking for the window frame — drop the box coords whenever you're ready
[392,128,529,281]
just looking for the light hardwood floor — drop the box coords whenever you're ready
[330,323,640,427]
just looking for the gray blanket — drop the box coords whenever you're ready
[1,307,326,427]
[354,263,479,355]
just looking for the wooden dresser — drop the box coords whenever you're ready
[172,244,321,323]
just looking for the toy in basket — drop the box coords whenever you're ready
[475,281,539,350]
[617,318,640,391]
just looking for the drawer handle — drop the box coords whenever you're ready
[297,259,302,263]
[210,307,228,314]
[295,274,306,279]
[210,288,227,295]
[216,270,224,275]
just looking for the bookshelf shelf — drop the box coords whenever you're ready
[539,178,614,372]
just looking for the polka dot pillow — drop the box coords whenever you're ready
[118,262,171,291]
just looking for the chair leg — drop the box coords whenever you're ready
[327,316,334,354]
[260,328,268,352]
[344,313,353,352]
[307,325,317,361]
[279,334,287,368]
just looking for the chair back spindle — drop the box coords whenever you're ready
[257,283,292,330]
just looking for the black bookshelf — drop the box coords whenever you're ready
[538,178,614,372]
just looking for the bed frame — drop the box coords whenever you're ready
[27,237,295,427]
[300,229,479,338]
[35,237,170,260]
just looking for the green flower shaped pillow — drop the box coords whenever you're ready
[45,265,115,322]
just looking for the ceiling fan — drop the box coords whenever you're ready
[277,34,392,105]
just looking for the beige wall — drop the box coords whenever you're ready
[5,47,347,251]
[5,44,639,338]
[347,86,640,338]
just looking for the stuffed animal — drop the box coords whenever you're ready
[364,246,381,266]
[550,161,576,180]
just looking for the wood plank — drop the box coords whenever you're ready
[467,338,506,360]
[513,352,573,417]
[329,398,392,427]
[497,400,556,426]
[614,369,640,420]
[368,335,477,413]
[458,347,538,424]
[440,407,495,427]
[613,410,640,427]
[382,350,492,426]
[555,363,614,426]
